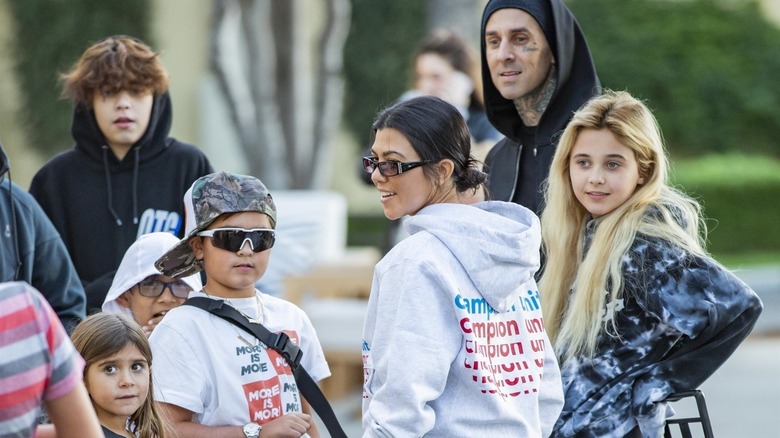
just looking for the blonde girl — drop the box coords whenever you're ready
[71,313,169,438]
[539,90,762,437]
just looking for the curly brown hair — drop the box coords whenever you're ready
[60,35,169,107]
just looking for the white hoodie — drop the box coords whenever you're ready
[102,232,202,317]
[362,201,563,437]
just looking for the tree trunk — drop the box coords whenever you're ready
[209,0,350,189]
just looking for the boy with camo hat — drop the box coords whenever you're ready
[149,171,329,438]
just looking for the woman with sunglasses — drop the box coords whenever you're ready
[103,232,202,336]
[361,95,564,437]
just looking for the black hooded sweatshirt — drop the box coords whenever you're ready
[480,0,601,215]
[29,92,213,312]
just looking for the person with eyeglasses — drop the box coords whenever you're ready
[102,232,202,336]
[361,95,563,437]
[148,171,329,438]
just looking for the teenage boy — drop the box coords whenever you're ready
[480,0,600,215]
[102,232,202,336]
[150,171,329,438]
[29,35,213,313]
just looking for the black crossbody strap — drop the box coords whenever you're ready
[184,297,347,438]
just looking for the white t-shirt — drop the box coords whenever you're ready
[150,290,330,428]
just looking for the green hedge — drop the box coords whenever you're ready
[672,154,780,257]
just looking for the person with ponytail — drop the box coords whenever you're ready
[539,90,763,437]
[361,95,563,437]
[71,313,169,438]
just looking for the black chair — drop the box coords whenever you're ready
[663,390,715,438]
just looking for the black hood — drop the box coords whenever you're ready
[480,0,600,142]
[0,142,8,180]
[71,91,173,164]
[69,91,174,226]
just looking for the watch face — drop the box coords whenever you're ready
[243,422,261,437]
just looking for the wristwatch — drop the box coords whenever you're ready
[243,422,262,438]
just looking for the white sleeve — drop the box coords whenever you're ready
[537,331,564,437]
[149,322,209,414]
[362,260,461,437]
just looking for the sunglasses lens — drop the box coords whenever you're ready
[362,157,376,174]
[137,280,162,297]
[137,279,192,298]
[169,282,193,298]
[211,230,275,252]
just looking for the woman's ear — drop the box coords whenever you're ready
[436,159,455,185]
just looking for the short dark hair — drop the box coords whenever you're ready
[60,35,169,107]
[372,95,486,193]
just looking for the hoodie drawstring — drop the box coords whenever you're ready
[132,147,139,224]
[102,145,123,226]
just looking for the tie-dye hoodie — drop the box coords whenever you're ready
[362,201,563,437]
[552,217,763,437]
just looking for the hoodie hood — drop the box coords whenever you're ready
[102,232,202,316]
[404,201,540,312]
[72,91,173,163]
[0,143,8,180]
[480,0,600,142]
[70,91,174,226]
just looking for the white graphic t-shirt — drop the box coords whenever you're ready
[150,291,329,429]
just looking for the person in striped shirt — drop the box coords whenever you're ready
[0,281,101,438]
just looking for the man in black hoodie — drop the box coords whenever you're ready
[30,36,213,312]
[480,0,600,215]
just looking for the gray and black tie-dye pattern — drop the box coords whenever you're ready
[552,221,763,438]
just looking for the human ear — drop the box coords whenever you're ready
[116,291,132,308]
[436,159,455,185]
[189,237,205,261]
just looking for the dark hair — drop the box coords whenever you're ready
[60,35,169,106]
[372,95,486,193]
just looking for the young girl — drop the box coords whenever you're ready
[361,95,563,437]
[538,90,763,437]
[71,313,169,438]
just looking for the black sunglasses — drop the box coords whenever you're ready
[197,228,276,253]
[362,156,430,177]
[135,278,192,299]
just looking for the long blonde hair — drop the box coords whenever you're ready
[539,90,707,361]
[71,313,169,438]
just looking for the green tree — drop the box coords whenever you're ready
[8,0,150,156]
[570,0,780,157]
[343,0,427,151]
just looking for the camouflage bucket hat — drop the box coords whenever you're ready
[155,171,277,278]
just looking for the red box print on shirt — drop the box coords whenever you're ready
[244,376,283,424]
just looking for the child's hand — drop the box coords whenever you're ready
[142,311,168,336]
[258,413,312,437]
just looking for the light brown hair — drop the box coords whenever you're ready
[60,35,169,107]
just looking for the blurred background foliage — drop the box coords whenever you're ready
[5,0,780,260]
[7,0,150,156]
[342,0,427,151]
[569,0,780,157]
